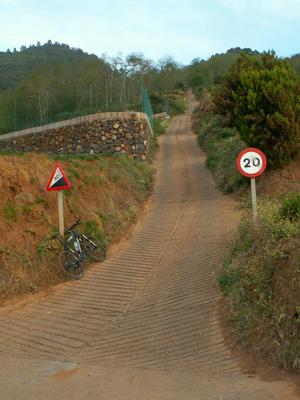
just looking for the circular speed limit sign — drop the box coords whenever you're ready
[237,147,267,178]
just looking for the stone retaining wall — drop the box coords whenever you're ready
[0,112,153,160]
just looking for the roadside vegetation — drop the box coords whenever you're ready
[150,92,188,116]
[219,195,300,370]
[194,96,246,193]
[214,52,300,167]
[147,118,171,159]
[192,51,300,371]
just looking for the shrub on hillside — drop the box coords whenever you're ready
[149,92,187,116]
[169,97,188,115]
[197,113,247,192]
[214,52,300,167]
[280,192,300,222]
[219,196,300,371]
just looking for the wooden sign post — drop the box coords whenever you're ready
[237,148,267,223]
[57,191,65,236]
[46,163,72,236]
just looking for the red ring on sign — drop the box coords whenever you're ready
[236,147,267,178]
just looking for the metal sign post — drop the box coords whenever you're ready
[57,191,65,236]
[46,163,72,236]
[237,148,267,223]
[250,177,257,222]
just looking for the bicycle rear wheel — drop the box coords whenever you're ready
[82,236,106,262]
[59,251,84,279]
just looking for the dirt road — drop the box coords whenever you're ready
[0,95,298,399]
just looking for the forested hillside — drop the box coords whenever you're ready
[0,41,100,92]
[0,42,185,134]
[0,42,299,136]
[186,48,300,96]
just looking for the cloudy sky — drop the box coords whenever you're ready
[0,0,299,63]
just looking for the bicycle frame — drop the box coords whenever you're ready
[80,233,97,247]
[56,233,84,262]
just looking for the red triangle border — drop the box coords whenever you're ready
[46,162,72,191]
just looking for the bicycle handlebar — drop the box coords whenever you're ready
[50,218,81,239]
[65,218,81,233]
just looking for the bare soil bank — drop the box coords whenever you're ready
[0,153,153,304]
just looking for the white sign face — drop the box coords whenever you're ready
[239,151,263,175]
[50,167,63,187]
[237,147,267,178]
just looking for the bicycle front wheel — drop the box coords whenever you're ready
[59,251,84,279]
[82,236,106,262]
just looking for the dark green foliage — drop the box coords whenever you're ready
[218,260,241,296]
[148,119,170,160]
[186,48,259,96]
[149,92,186,116]
[83,220,107,248]
[280,192,300,221]
[0,41,96,92]
[168,97,187,116]
[153,119,170,136]
[214,52,300,167]
[197,113,247,192]
[219,197,300,370]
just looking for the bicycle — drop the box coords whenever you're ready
[51,218,106,279]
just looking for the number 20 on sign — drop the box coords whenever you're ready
[237,148,267,222]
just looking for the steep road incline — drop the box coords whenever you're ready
[0,94,298,399]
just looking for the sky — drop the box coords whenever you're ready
[0,0,299,64]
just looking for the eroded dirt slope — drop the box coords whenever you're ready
[0,153,152,301]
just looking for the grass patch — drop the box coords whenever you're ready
[153,119,170,136]
[22,204,35,217]
[36,197,48,206]
[83,174,104,186]
[83,219,107,249]
[148,119,170,161]
[0,149,25,157]
[169,97,188,116]
[37,238,48,258]
[280,192,300,222]
[150,91,187,116]
[3,201,19,222]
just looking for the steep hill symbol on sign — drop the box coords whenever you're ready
[46,163,71,191]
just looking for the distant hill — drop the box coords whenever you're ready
[0,41,186,135]
[186,47,260,94]
[187,48,300,95]
[0,42,115,133]
[0,41,106,92]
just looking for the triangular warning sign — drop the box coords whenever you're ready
[46,163,71,191]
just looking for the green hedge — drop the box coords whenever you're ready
[197,113,247,192]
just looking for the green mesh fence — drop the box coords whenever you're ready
[140,81,153,128]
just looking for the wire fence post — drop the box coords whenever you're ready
[140,81,153,128]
